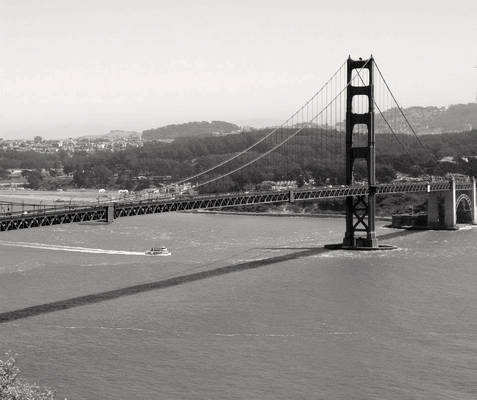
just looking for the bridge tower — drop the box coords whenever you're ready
[341,56,379,249]
[326,56,391,250]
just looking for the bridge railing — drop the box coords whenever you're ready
[0,203,103,220]
[0,178,473,222]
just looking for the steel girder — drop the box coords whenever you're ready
[114,191,291,218]
[0,181,472,232]
[0,207,107,232]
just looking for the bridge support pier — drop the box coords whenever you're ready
[472,177,477,225]
[105,205,115,224]
[427,178,457,229]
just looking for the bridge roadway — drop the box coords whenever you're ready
[0,180,472,232]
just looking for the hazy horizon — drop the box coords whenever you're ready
[1,0,476,139]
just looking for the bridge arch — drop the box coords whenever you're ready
[456,193,473,223]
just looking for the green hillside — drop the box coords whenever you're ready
[142,121,240,141]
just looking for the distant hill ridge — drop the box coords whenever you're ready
[78,130,140,140]
[142,121,240,141]
[376,103,477,134]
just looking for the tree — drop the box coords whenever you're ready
[91,165,114,187]
[134,178,151,191]
[0,166,8,179]
[0,353,56,399]
[409,165,422,178]
[296,175,305,188]
[376,163,396,183]
[22,169,43,189]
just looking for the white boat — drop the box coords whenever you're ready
[145,246,171,256]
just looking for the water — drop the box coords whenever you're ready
[1,213,476,399]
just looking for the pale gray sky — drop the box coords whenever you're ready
[1,0,476,139]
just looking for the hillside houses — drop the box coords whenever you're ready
[0,135,143,154]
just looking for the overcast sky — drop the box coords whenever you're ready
[1,0,476,139]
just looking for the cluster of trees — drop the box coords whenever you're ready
[2,128,477,191]
[0,150,65,180]
[0,353,56,399]
[376,129,477,178]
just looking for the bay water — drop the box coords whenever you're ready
[0,213,476,399]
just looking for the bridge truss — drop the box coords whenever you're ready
[1,181,472,232]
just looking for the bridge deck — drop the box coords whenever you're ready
[0,181,472,232]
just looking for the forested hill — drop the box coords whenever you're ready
[3,128,477,191]
[142,121,240,141]
[376,103,477,134]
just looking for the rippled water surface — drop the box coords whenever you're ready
[1,213,476,399]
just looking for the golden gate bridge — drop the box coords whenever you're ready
[1,56,476,250]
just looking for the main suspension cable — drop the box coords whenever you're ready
[353,67,430,179]
[173,60,347,186]
[195,59,371,188]
[373,59,447,176]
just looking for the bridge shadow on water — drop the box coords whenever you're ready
[0,229,423,324]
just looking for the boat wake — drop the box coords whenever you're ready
[457,225,475,231]
[32,324,358,338]
[0,240,145,256]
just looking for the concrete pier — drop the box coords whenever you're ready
[106,205,115,224]
[471,178,477,225]
[427,179,457,229]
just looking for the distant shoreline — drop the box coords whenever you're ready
[0,189,102,204]
[191,209,392,221]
